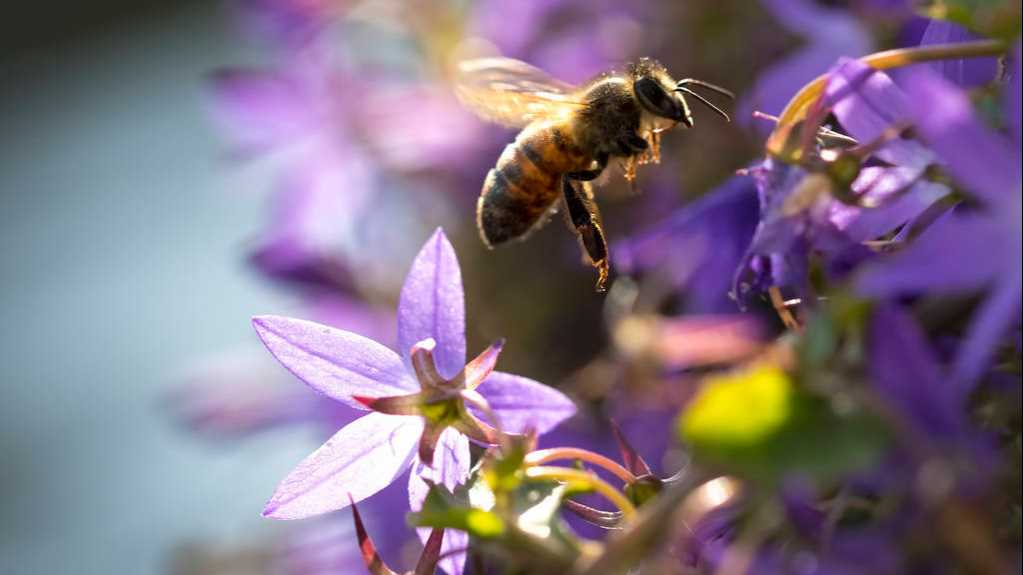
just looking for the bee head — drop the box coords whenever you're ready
[630,58,693,127]
[630,58,735,127]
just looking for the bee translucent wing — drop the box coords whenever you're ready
[454,57,585,128]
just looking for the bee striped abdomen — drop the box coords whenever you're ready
[477,123,590,246]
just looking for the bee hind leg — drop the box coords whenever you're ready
[562,177,609,292]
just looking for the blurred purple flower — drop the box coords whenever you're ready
[734,58,951,302]
[614,175,760,313]
[857,44,1022,390]
[354,83,487,175]
[167,294,394,439]
[866,304,1002,544]
[253,229,576,575]
[209,54,490,289]
[467,0,650,83]
[167,349,353,439]
[742,0,871,124]
[868,305,969,441]
[236,0,347,49]
[209,58,380,282]
[277,515,369,575]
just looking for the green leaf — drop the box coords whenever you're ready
[408,483,505,539]
[919,0,1021,40]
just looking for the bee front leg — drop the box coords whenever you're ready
[615,133,648,156]
[562,177,609,292]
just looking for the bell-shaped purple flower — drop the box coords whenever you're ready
[734,57,952,303]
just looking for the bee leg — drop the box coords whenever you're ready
[566,153,609,182]
[562,177,609,292]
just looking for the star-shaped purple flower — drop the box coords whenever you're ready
[252,228,577,575]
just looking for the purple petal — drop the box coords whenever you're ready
[856,211,1002,296]
[827,58,909,142]
[207,68,313,154]
[1007,42,1021,151]
[255,148,376,265]
[952,271,1023,390]
[831,176,948,241]
[359,84,486,172]
[398,229,466,379]
[868,305,964,438]
[825,58,932,167]
[237,0,337,48]
[476,371,577,435]
[409,429,470,575]
[253,315,416,410]
[263,412,422,519]
[613,175,759,313]
[917,19,998,88]
[904,68,1020,206]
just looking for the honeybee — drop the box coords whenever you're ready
[455,56,733,291]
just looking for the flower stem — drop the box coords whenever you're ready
[524,466,637,519]
[767,40,1008,159]
[768,287,801,332]
[524,448,638,484]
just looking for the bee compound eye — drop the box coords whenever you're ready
[635,77,678,120]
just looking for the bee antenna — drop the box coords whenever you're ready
[675,78,734,100]
[675,87,731,122]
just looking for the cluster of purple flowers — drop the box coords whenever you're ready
[172,1,1021,573]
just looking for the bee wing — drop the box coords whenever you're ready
[454,57,585,128]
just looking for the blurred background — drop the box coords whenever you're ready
[0,3,302,574]
[0,1,1001,574]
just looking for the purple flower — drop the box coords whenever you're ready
[235,0,348,50]
[823,59,949,239]
[209,58,381,284]
[907,19,999,87]
[742,0,871,124]
[167,293,394,439]
[467,0,651,84]
[614,175,760,313]
[857,43,1022,390]
[209,53,487,290]
[868,305,968,441]
[253,229,576,575]
[867,305,999,517]
[167,349,353,439]
[734,58,951,302]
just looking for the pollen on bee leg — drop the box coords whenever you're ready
[623,157,638,183]
[644,131,662,165]
[593,259,610,293]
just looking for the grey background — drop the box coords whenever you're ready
[0,3,323,573]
